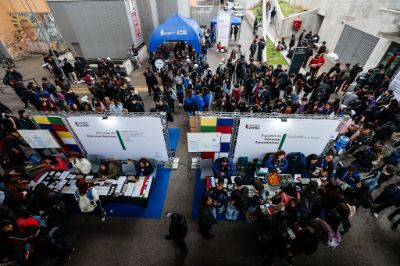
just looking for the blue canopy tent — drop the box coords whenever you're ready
[149,14,203,55]
[210,15,242,43]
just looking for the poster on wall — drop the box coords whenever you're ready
[66,116,169,161]
[389,69,400,101]
[233,118,341,162]
[217,11,231,48]
[187,133,221,152]
[2,13,67,58]
[17,129,60,149]
[32,115,81,153]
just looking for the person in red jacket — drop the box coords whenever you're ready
[317,53,325,74]
[231,84,241,104]
[309,54,320,77]
[44,155,69,171]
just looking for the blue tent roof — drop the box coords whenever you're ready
[211,15,242,26]
[149,14,203,55]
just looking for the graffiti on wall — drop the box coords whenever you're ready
[3,12,67,58]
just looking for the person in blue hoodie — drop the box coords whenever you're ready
[212,157,236,179]
[335,165,361,189]
[193,90,204,111]
[183,89,194,112]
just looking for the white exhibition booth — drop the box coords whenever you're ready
[66,116,169,161]
[233,117,341,161]
[190,112,343,163]
[27,113,172,162]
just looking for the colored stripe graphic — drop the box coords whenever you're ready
[115,130,126,150]
[278,134,287,150]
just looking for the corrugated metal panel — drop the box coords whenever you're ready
[334,24,379,66]
[190,6,219,28]
[48,1,136,59]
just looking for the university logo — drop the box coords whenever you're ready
[245,124,260,130]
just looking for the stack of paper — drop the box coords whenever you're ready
[115,176,127,194]
[124,183,135,197]
[96,186,110,196]
[61,186,76,194]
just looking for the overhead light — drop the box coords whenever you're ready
[281,118,287,122]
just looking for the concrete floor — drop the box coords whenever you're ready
[1,18,400,266]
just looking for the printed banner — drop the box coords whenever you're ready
[127,0,143,41]
[234,118,340,161]
[32,115,81,153]
[217,11,231,48]
[66,116,169,161]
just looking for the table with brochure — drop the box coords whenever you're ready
[205,168,323,199]
[34,171,154,207]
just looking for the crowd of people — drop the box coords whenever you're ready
[199,139,399,264]
[0,106,157,264]
[1,27,400,264]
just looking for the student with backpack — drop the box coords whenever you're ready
[225,177,250,221]
[74,178,106,221]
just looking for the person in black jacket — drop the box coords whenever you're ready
[135,158,154,180]
[199,193,217,239]
[165,211,188,253]
[128,95,145,112]
[143,68,158,95]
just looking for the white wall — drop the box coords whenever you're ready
[316,0,398,68]
[276,9,322,40]
[237,0,262,9]
[282,0,399,69]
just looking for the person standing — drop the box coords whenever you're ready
[75,177,106,221]
[309,54,320,77]
[129,46,141,69]
[62,58,78,83]
[289,34,296,51]
[165,211,188,253]
[266,0,272,11]
[143,68,158,95]
[234,25,239,41]
[298,29,306,46]
[225,177,249,221]
[318,41,327,54]
[199,193,217,239]
[303,44,314,68]
[253,19,259,35]
[249,40,258,59]
[209,179,229,218]
[270,6,277,23]
[317,53,325,74]
[257,37,266,62]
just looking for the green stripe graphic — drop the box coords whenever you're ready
[115,130,126,150]
[277,134,287,150]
